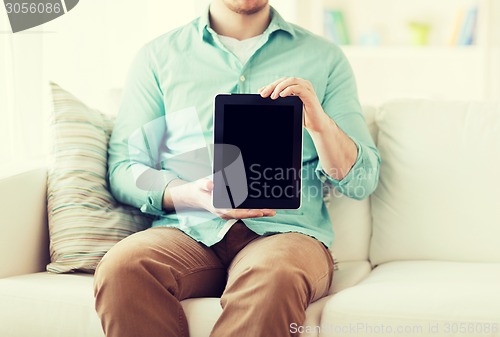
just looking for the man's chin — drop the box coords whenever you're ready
[223,0,268,15]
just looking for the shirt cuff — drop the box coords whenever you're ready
[138,170,179,216]
[315,137,363,188]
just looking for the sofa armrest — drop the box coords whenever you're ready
[0,167,49,278]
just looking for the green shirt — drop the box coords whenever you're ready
[108,7,380,248]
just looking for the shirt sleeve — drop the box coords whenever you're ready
[107,45,177,216]
[315,46,380,200]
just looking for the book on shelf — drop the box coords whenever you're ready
[449,6,478,46]
[324,9,350,45]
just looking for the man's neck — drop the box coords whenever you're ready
[209,1,271,40]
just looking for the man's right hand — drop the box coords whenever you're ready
[162,178,276,220]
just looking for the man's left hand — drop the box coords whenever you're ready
[259,77,330,133]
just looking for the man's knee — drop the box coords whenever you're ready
[265,262,309,290]
[94,235,158,296]
[224,233,332,304]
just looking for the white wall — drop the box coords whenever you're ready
[41,0,204,114]
[1,8,48,165]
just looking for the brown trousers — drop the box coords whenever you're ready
[93,222,334,337]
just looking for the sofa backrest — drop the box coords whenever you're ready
[370,99,500,266]
[328,106,378,264]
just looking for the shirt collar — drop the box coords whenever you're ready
[198,5,296,41]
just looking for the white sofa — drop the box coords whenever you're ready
[1,99,499,337]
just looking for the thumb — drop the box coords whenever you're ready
[197,178,214,192]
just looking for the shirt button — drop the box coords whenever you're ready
[239,75,246,82]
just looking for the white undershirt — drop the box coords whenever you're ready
[218,34,264,65]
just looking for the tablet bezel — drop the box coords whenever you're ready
[212,93,303,210]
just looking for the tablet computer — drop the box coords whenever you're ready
[212,93,303,209]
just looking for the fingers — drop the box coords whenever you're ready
[259,77,313,100]
[220,209,263,220]
[258,77,287,96]
[218,208,277,220]
[270,77,303,99]
[278,84,305,98]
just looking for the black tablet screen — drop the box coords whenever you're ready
[222,104,299,207]
[213,94,303,209]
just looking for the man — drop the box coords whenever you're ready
[93,0,380,336]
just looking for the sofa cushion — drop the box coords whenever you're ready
[47,83,150,273]
[371,100,500,265]
[0,273,104,337]
[329,261,371,295]
[320,261,500,337]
